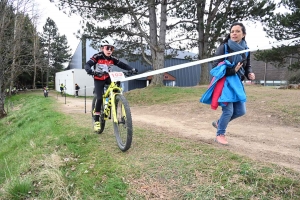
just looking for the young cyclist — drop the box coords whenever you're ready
[43,86,49,97]
[85,36,137,132]
[60,83,65,95]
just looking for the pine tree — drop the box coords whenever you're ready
[40,17,71,86]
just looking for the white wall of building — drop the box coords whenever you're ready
[55,69,94,96]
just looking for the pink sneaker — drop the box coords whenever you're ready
[215,135,228,145]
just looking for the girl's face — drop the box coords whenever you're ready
[102,45,114,56]
[230,25,245,43]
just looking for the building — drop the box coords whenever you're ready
[55,69,94,96]
[249,52,296,86]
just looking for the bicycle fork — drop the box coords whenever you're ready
[110,93,126,124]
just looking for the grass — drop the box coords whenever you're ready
[0,87,299,199]
[124,85,206,105]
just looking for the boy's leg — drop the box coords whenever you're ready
[94,80,106,121]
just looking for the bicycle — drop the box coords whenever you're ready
[91,70,137,152]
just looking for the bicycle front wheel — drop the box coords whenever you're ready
[92,96,105,134]
[113,94,133,152]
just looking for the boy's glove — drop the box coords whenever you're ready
[87,70,94,75]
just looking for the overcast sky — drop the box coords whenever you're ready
[37,0,82,55]
[37,0,276,56]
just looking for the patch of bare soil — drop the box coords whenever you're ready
[51,89,300,173]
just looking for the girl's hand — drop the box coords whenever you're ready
[248,73,255,80]
[235,62,243,72]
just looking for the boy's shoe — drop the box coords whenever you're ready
[212,121,218,129]
[94,121,100,132]
[215,135,228,145]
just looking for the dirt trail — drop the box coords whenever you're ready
[52,93,300,173]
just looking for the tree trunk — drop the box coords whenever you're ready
[82,36,86,69]
[0,95,7,118]
[263,62,267,86]
[199,62,210,85]
[10,15,18,95]
[197,0,209,85]
[148,0,167,86]
[32,33,38,89]
[151,52,165,86]
[47,41,50,87]
[0,80,7,118]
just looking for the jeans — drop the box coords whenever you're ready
[217,101,246,136]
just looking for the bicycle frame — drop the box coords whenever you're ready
[102,81,123,123]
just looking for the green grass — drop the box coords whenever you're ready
[125,85,207,105]
[0,89,300,199]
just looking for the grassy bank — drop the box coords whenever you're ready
[0,89,299,199]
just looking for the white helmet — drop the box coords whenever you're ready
[100,36,115,47]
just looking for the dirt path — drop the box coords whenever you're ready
[52,93,300,173]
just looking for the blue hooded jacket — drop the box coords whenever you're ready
[200,60,246,108]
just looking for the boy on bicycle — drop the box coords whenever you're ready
[60,83,65,95]
[43,86,49,97]
[85,36,137,132]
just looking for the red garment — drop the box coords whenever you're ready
[94,74,109,80]
[211,76,226,110]
[88,52,132,81]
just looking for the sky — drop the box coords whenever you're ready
[36,0,82,55]
[36,0,276,56]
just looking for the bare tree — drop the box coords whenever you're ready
[0,0,15,118]
[0,0,38,118]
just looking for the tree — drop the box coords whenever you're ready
[256,0,300,73]
[172,0,276,84]
[40,17,57,86]
[40,17,71,86]
[0,0,38,118]
[0,1,15,118]
[0,0,54,120]
[54,0,276,85]
[52,34,72,73]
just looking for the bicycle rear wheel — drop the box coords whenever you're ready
[92,96,105,134]
[113,94,133,152]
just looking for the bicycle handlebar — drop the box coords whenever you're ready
[93,69,138,78]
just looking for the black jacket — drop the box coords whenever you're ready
[212,43,252,80]
[85,52,132,74]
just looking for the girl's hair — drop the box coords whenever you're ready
[223,22,246,43]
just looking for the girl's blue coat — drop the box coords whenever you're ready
[200,60,246,107]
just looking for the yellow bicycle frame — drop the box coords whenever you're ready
[102,81,123,123]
